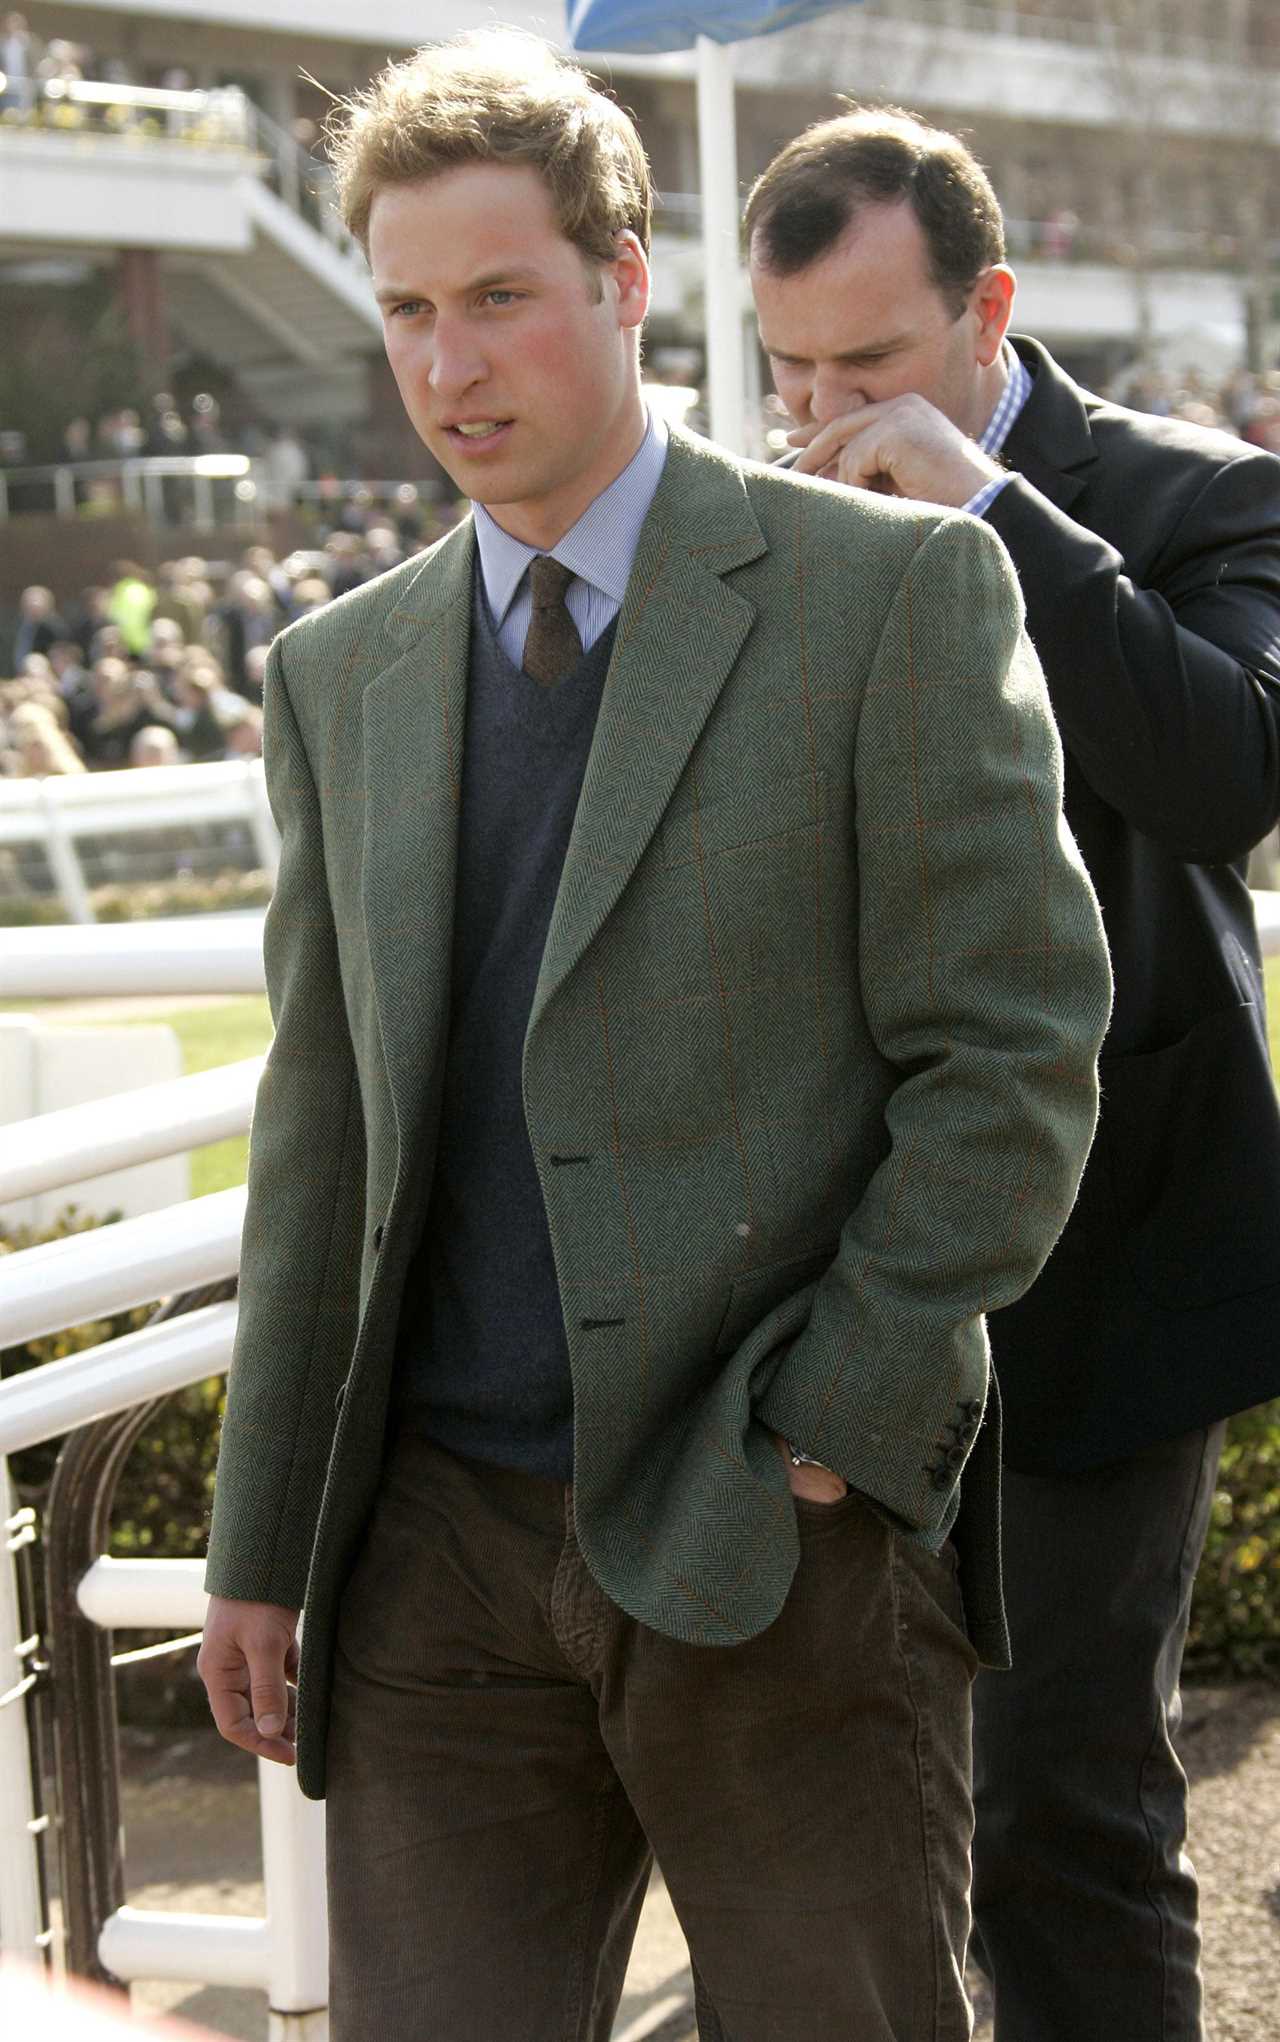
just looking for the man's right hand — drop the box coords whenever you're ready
[197,1595,300,1767]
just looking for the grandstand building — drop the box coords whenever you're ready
[1,0,1277,471]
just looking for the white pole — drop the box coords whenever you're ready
[0,1463,44,1968]
[258,1752,328,2021]
[695,36,746,454]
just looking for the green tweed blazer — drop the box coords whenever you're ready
[205,426,1111,1799]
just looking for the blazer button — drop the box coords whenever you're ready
[373,1223,384,1251]
[930,1467,951,1492]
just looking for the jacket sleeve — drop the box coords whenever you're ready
[204,632,366,1609]
[986,448,1280,862]
[755,513,1112,1538]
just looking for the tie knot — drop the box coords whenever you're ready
[528,554,575,609]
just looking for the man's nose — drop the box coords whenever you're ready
[428,320,486,400]
[811,375,865,426]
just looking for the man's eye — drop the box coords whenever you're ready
[388,301,425,319]
[484,290,521,307]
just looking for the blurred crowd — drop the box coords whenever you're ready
[1107,362,1280,448]
[1,501,463,780]
[1,11,207,115]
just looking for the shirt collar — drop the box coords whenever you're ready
[473,409,669,629]
[978,343,1033,459]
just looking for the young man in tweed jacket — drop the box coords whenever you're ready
[199,31,1111,2039]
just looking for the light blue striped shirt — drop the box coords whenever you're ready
[964,343,1033,520]
[473,411,669,669]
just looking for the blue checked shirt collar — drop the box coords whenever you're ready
[978,344,1032,459]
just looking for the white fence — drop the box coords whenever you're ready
[0,1037,327,2034]
[0,761,279,925]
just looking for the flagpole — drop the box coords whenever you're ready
[695,35,746,453]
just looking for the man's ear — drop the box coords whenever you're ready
[971,264,1016,367]
[612,230,651,332]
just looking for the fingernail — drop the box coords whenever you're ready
[257,1713,283,1736]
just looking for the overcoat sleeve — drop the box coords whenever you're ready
[987,448,1280,862]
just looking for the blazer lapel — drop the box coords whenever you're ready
[1004,334,1099,514]
[530,430,766,1027]
[361,519,474,1158]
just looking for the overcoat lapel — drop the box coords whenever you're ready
[360,519,474,1157]
[1005,334,1099,515]
[530,431,767,1028]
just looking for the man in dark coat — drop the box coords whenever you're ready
[747,106,1280,2042]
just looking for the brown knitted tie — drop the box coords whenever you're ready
[522,555,583,686]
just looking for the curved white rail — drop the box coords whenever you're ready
[0,1057,262,1206]
[1,1190,244,1349]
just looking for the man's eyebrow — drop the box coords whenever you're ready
[374,267,543,306]
[758,332,908,360]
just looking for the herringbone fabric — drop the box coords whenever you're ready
[204,425,1112,1800]
[523,555,582,685]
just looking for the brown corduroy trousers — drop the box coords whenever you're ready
[325,1425,977,2042]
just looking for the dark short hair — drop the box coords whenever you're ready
[745,105,1005,315]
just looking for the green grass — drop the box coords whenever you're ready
[159,999,273,1198]
[11,995,274,1201]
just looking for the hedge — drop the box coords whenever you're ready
[0,869,272,927]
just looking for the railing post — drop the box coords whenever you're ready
[258,1747,329,2036]
[41,1284,237,1987]
[34,782,94,926]
[0,1464,47,1969]
[244,762,281,876]
[53,467,76,518]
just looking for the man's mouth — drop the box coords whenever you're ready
[445,420,512,445]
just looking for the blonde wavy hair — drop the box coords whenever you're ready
[326,29,653,267]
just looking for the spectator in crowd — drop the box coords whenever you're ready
[322,530,368,598]
[105,559,156,655]
[241,643,269,707]
[189,393,228,454]
[287,574,332,618]
[151,560,206,644]
[81,656,173,769]
[129,724,181,768]
[222,703,263,758]
[214,571,276,694]
[46,638,97,751]
[96,408,145,457]
[62,415,93,459]
[169,661,236,762]
[239,545,292,616]
[263,423,309,508]
[71,585,112,663]
[4,699,86,777]
[12,585,68,668]
[146,392,190,456]
[1,13,36,114]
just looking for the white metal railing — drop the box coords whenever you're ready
[2,911,266,998]
[0,1028,331,2034]
[0,760,278,925]
[0,453,255,526]
[0,76,254,143]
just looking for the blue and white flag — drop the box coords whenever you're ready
[567,0,858,55]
